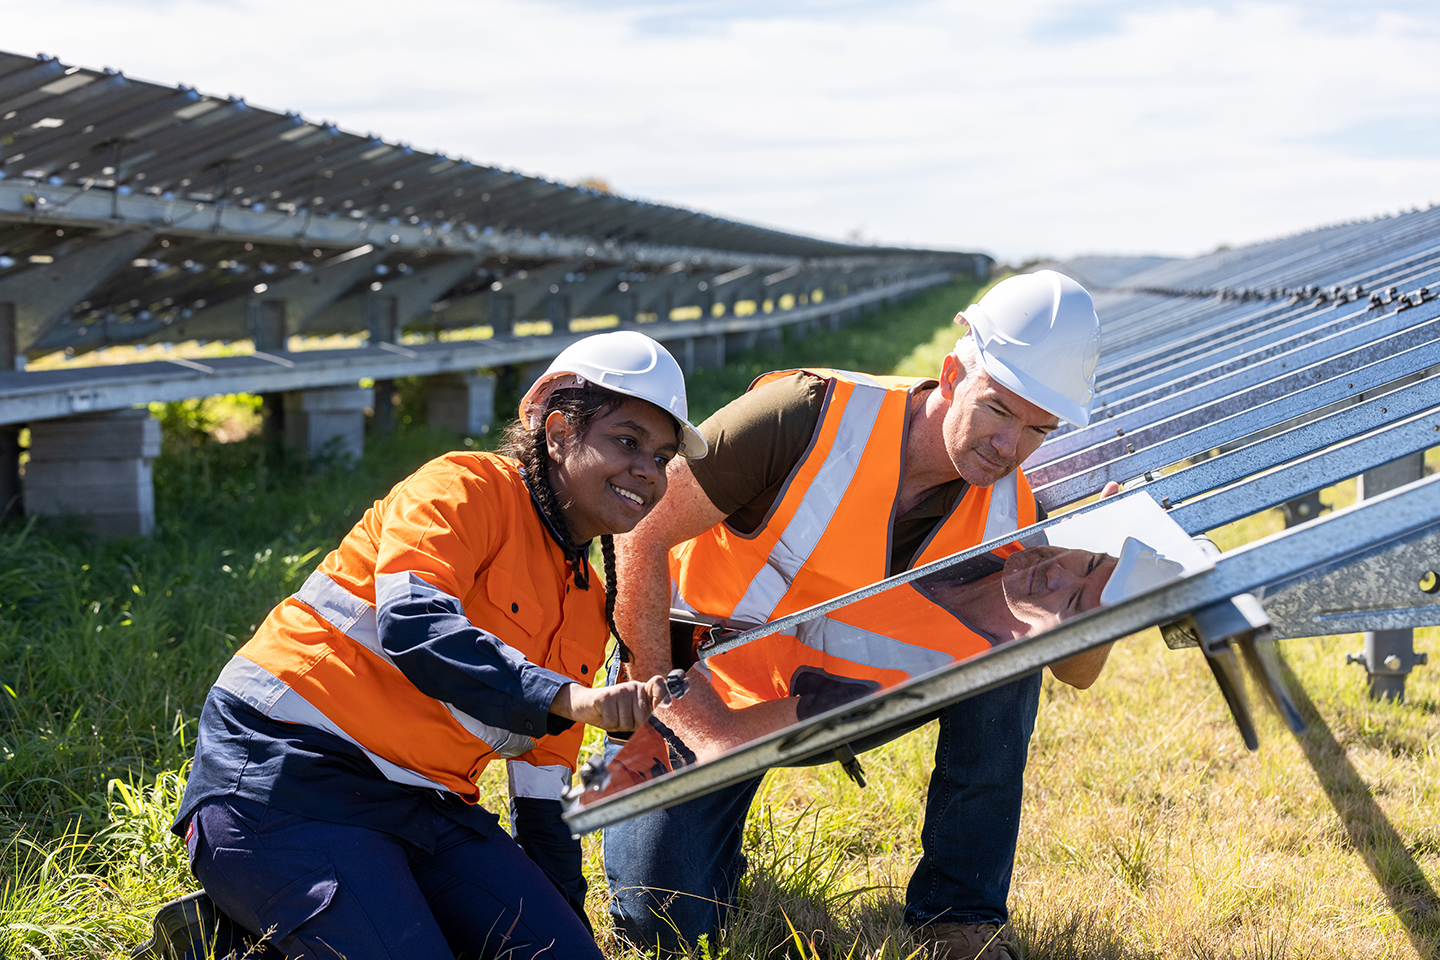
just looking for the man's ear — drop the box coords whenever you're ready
[543,410,571,461]
[939,352,963,401]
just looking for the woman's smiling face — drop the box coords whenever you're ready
[546,397,681,543]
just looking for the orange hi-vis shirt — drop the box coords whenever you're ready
[219,452,607,805]
[670,368,1037,708]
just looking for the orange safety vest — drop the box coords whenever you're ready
[671,369,1037,707]
[214,452,606,805]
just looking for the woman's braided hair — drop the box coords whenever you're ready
[499,383,680,653]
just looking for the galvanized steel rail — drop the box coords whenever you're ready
[566,205,1440,833]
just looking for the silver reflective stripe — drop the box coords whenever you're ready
[215,655,451,792]
[981,473,1020,545]
[729,381,888,625]
[844,369,886,389]
[507,761,571,802]
[296,568,378,649]
[294,570,539,759]
[793,616,957,677]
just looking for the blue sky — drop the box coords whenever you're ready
[4,0,1439,263]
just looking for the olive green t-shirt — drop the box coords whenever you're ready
[687,371,971,578]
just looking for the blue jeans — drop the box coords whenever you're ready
[603,671,1043,952]
[189,795,602,960]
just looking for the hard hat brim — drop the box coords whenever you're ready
[1099,536,1186,605]
[972,340,1093,427]
[521,372,708,459]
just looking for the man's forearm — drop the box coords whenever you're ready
[612,460,731,681]
[1049,642,1113,689]
[612,532,679,681]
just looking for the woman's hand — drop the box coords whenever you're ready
[550,675,669,731]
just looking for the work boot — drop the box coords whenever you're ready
[910,921,1023,960]
[131,890,282,960]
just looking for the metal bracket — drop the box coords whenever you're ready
[1145,593,1305,750]
[1163,540,1307,749]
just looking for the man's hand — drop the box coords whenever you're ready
[550,676,669,731]
[1047,482,1121,688]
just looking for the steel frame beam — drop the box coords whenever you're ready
[564,475,1440,833]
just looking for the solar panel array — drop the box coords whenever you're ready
[0,50,978,361]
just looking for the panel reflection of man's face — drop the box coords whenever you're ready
[1001,545,1119,630]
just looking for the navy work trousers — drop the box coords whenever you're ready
[189,795,601,960]
[603,670,1043,952]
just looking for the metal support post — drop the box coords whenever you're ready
[0,301,17,519]
[260,393,285,463]
[1282,491,1325,527]
[368,294,399,434]
[615,293,637,326]
[1348,451,1429,699]
[490,292,516,335]
[0,423,20,521]
[0,301,16,371]
[250,298,288,352]
[544,293,571,331]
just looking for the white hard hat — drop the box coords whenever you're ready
[1099,537,1186,605]
[520,330,707,458]
[954,270,1101,426]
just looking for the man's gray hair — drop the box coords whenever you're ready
[951,331,983,380]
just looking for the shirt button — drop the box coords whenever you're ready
[524,720,534,732]
[511,602,519,613]
[581,664,588,675]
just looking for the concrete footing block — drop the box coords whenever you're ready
[283,386,373,464]
[725,330,758,355]
[673,338,696,376]
[26,409,161,536]
[692,334,725,371]
[428,373,497,438]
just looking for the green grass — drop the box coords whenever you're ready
[4,276,1439,958]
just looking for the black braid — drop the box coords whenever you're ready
[499,384,626,591]
[500,382,680,660]
[600,533,631,662]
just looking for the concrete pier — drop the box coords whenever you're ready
[283,386,373,464]
[26,408,161,536]
[428,373,497,438]
[692,334,725,371]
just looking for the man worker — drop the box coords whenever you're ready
[605,270,1112,960]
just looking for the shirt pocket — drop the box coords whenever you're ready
[547,634,603,683]
[484,565,544,636]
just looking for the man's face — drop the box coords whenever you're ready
[1000,546,1118,633]
[941,354,1061,487]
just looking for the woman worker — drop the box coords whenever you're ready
[163,330,707,960]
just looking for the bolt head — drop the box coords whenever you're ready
[1384,654,1403,672]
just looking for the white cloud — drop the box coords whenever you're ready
[4,0,1439,261]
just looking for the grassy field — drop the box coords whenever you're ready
[2,278,1438,958]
